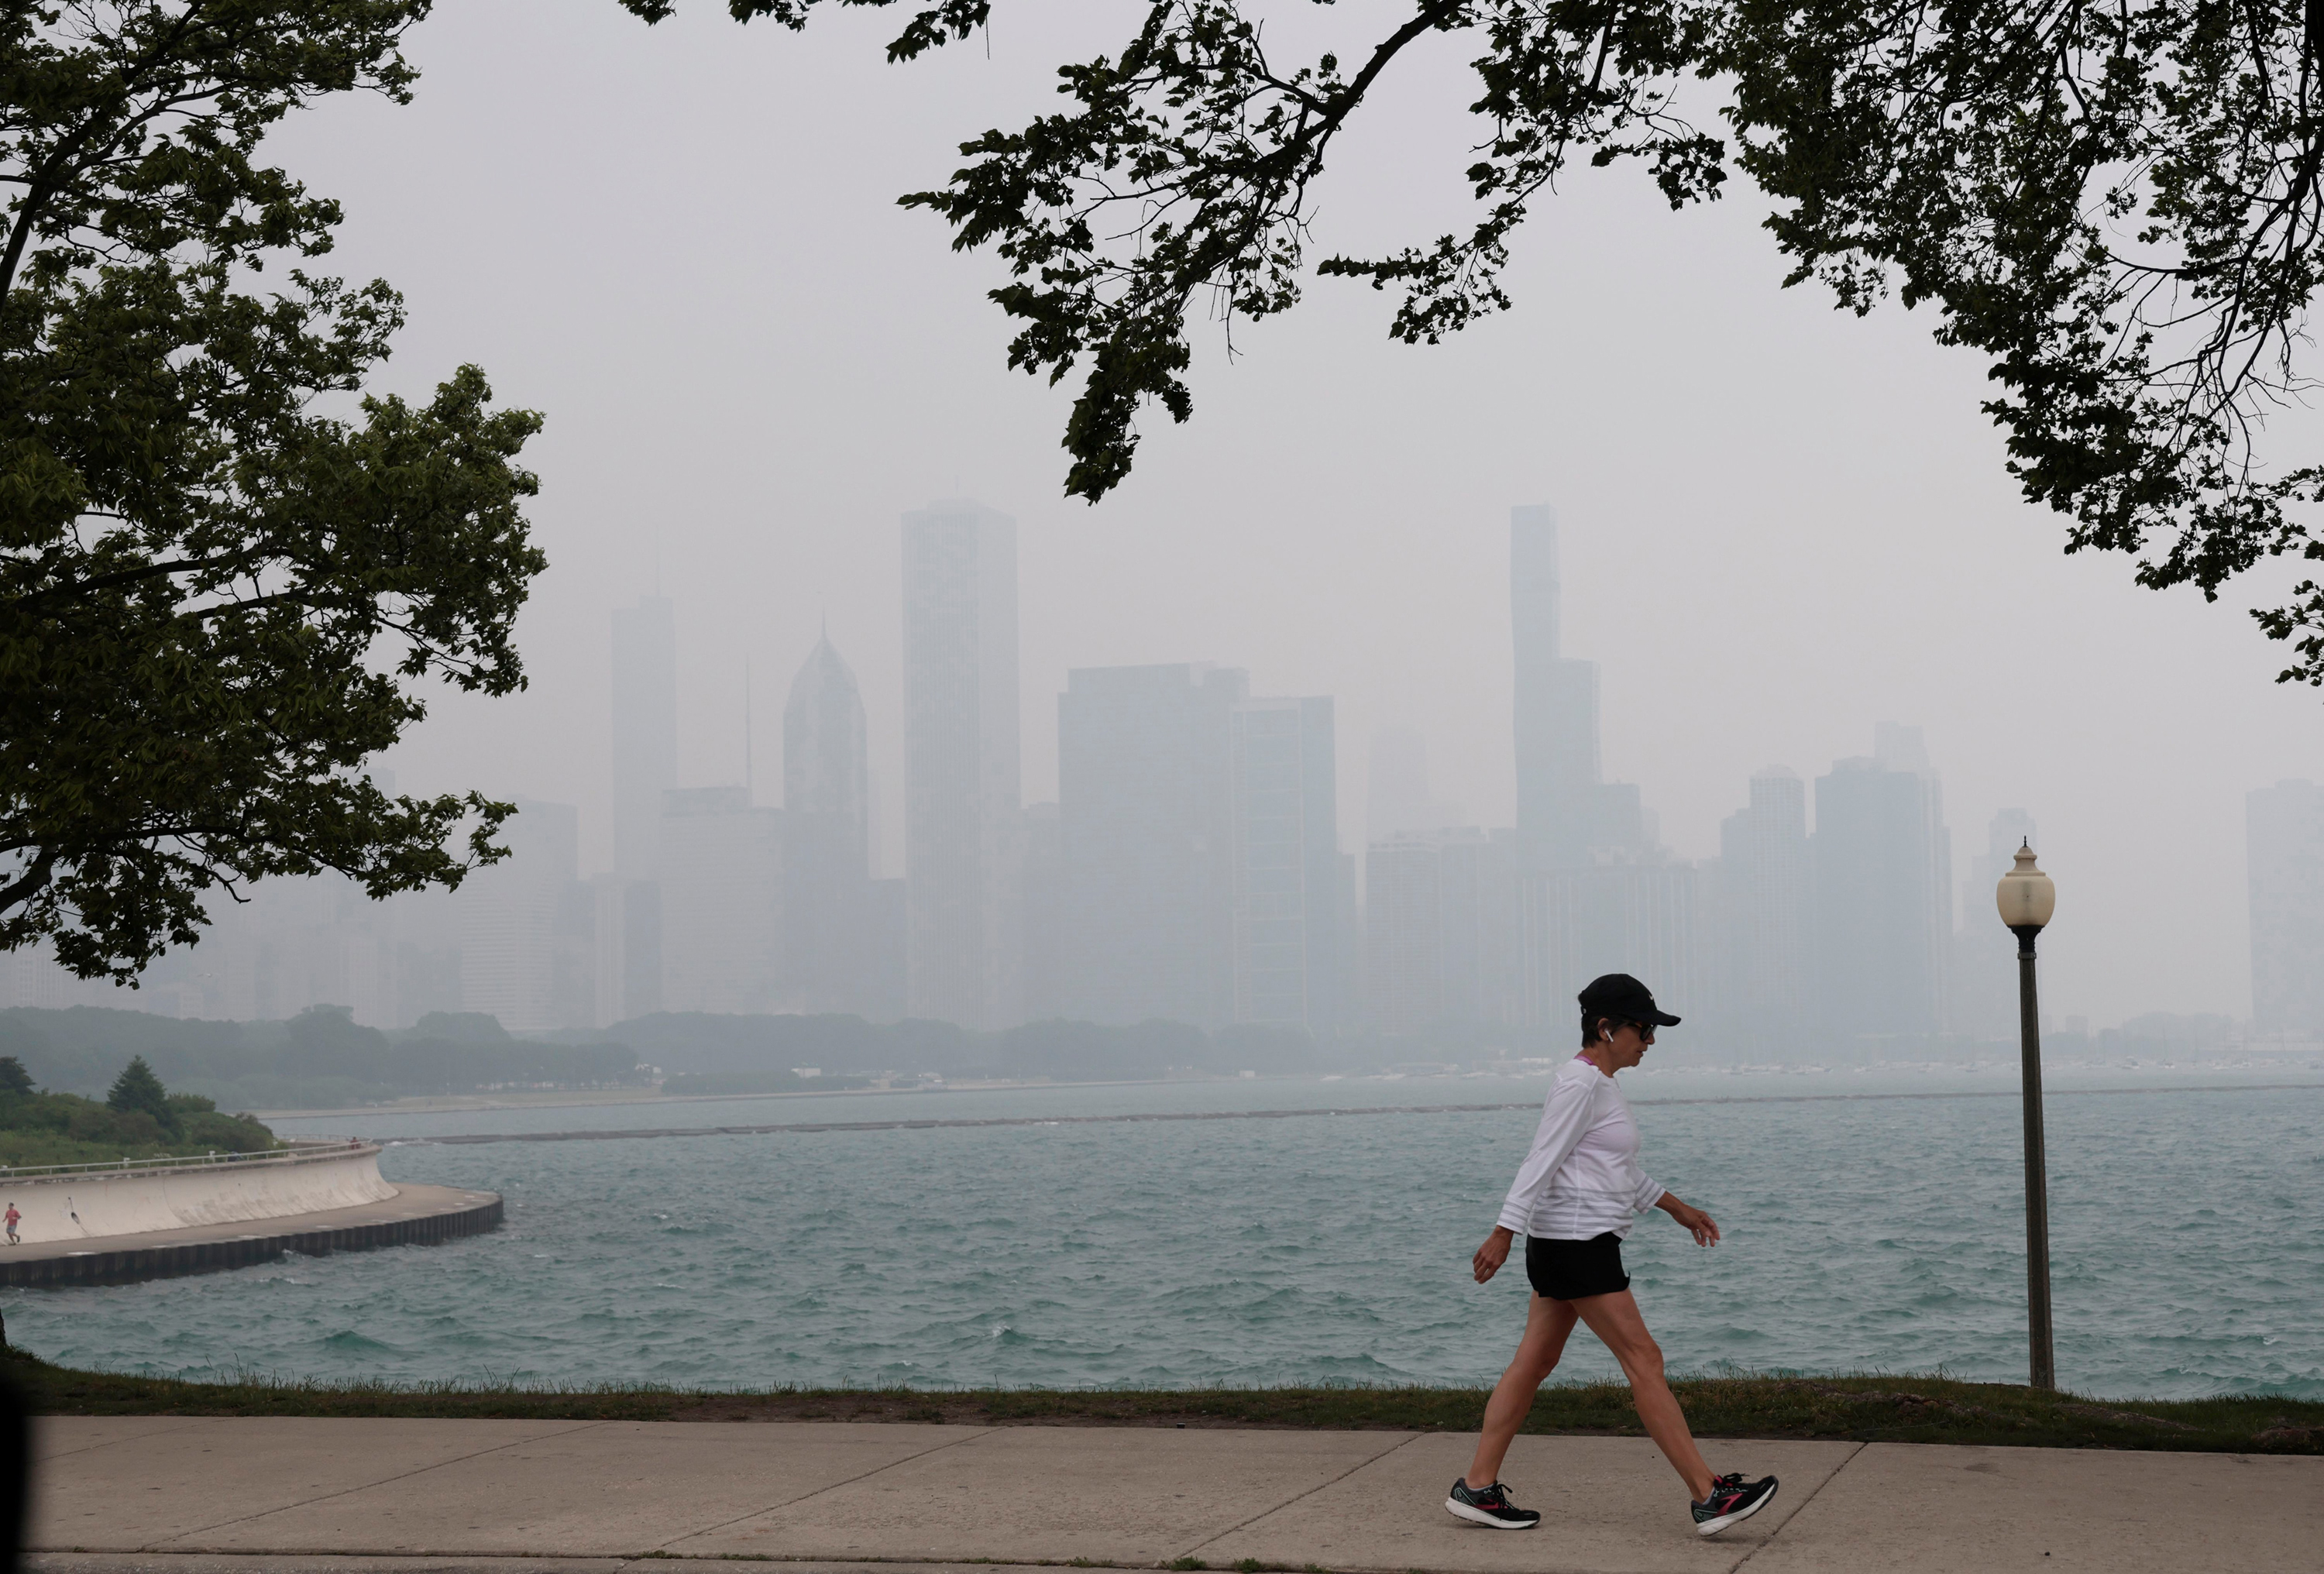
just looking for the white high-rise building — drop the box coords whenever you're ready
[901,500,1021,1029]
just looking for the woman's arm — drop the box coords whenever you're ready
[1494,1077,1595,1236]
[1655,1191,1721,1246]
[1474,1075,1596,1283]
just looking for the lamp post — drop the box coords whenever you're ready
[1996,840,2058,1390]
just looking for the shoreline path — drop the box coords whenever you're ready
[33,1416,2319,1573]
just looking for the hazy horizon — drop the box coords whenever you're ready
[231,0,2324,1028]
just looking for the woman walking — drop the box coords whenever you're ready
[1444,973,1778,1539]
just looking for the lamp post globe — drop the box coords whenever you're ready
[1996,841,2058,934]
[1996,839,2058,1391]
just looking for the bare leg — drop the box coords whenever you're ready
[1569,1290,1716,1500]
[1461,1293,1577,1489]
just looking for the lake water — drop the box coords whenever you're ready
[11,1063,2322,1401]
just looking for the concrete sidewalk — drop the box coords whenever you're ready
[28,1416,2321,1574]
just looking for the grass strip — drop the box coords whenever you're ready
[9,1349,2317,1454]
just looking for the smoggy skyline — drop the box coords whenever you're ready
[260,1,2319,1027]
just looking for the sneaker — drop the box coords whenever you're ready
[1691,1473,1778,1536]
[1445,1478,1542,1529]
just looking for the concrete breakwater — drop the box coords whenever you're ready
[0,1143,397,1245]
[1,1182,504,1288]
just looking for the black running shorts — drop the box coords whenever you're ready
[1525,1231,1630,1301]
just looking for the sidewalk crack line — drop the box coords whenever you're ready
[33,1418,214,1462]
[133,1419,612,1552]
[646,1425,1002,1552]
[1726,1441,1867,1573]
[1184,1431,1428,1558]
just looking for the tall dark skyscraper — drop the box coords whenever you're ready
[783,632,873,1012]
[1510,505,1603,870]
[902,500,1021,1029]
[1508,503,1684,1029]
[610,596,677,881]
[1057,663,1246,1026]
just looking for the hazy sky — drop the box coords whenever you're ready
[275,1,2321,1026]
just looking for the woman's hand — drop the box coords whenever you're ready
[1657,1194,1721,1246]
[1473,1226,1514,1283]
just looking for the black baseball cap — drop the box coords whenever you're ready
[1578,973,1682,1028]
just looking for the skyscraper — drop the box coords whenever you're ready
[459,798,580,1033]
[1229,696,1340,1033]
[1057,663,1246,1026]
[783,631,872,1012]
[1363,827,1525,1035]
[1525,864,1702,1029]
[1813,727,1954,1045]
[610,596,677,881]
[901,500,1021,1029]
[658,786,782,1015]
[1510,504,1603,870]
[1508,503,1685,1027]
[2248,779,2324,1034]
[591,874,659,1028]
[1714,768,1812,1056]
[1365,833,1445,1036]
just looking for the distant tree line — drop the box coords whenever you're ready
[0,1002,1582,1112]
[0,1053,277,1167]
[0,1005,648,1108]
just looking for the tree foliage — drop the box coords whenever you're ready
[626,0,2324,686]
[103,1050,169,1126]
[2,2,548,982]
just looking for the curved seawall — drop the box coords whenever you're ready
[1,1143,396,1244]
[2,1183,503,1288]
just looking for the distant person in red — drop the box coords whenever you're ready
[1445,974,1779,1540]
[3,1205,18,1246]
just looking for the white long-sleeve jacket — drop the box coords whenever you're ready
[1497,1054,1666,1240]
